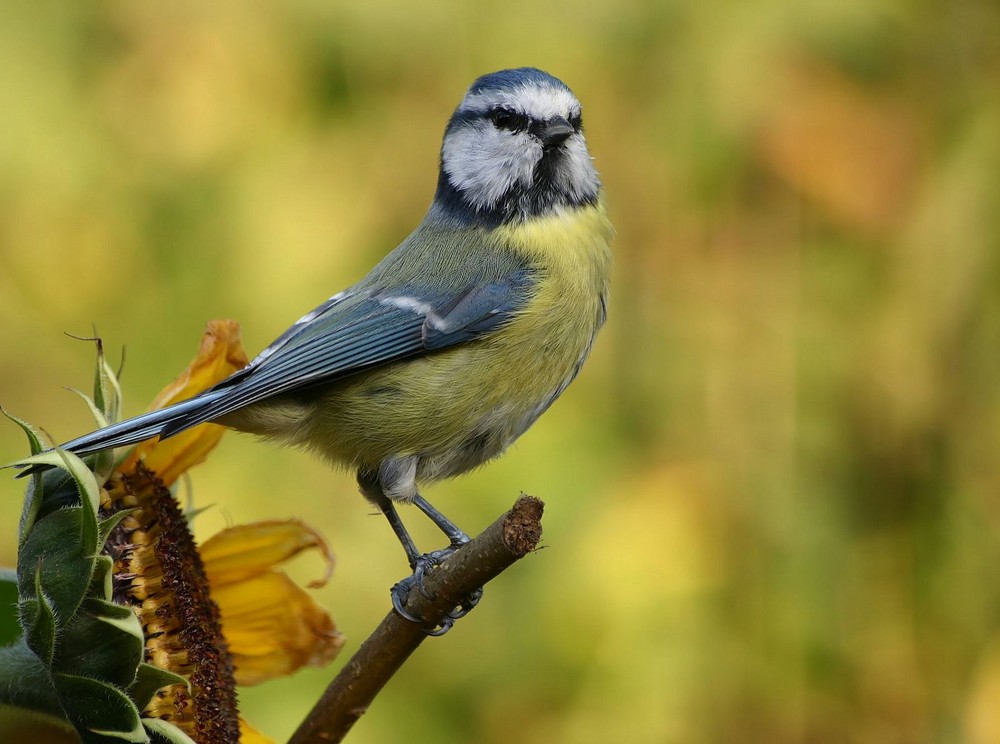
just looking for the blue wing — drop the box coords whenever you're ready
[54,268,536,457]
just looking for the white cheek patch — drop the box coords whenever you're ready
[553,134,600,202]
[442,124,541,210]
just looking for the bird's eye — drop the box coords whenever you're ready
[568,112,583,131]
[490,108,528,132]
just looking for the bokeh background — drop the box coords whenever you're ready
[3,1,1000,742]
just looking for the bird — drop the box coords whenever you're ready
[41,67,613,631]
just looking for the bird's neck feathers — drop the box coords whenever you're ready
[431,171,601,228]
[495,199,613,291]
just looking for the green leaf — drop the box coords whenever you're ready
[69,354,121,483]
[0,406,46,456]
[143,718,197,744]
[0,639,63,717]
[0,569,20,647]
[92,448,117,491]
[56,599,144,688]
[21,569,56,668]
[18,507,94,626]
[50,446,102,552]
[67,386,109,430]
[34,467,79,521]
[53,672,147,743]
[12,447,101,520]
[1,407,48,543]
[90,555,116,602]
[91,336,123,427]
[17,473,45,546]
[99,510,134,553]
[0,703,79,743]
[16,477,45,550]
[12,445,104,564]
[91,336,110,418]
[128,664,188,711]
[10,451,77,481]
[86,599,144,643]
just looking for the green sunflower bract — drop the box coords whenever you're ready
[0,341,192,744]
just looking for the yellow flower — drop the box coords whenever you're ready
[118,319,250,486]
[200,520,343,686]
[103,320,341,743]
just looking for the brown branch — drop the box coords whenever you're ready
[287,495,545,744]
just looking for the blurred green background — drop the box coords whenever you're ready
[3,1,1000,742]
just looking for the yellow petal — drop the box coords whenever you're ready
[119,320,248,485]
[239,718,276,744]
[212,571,344,686]
[201,519,334,589]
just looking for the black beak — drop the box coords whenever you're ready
[538,116,574,148]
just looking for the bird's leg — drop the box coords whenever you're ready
[359,470,437,627]
[359,469,482,633]
[402,492,484,625]
[358,468,422,568]
[379,501,469,632]
[379,497,423,570]
[412,493,470,548]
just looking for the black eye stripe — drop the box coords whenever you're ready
[489,108,529,132]
[485,108,582,134]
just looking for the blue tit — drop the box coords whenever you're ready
[45,67,613,625]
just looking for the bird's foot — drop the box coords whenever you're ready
[390,545,484,636]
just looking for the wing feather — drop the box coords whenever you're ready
[160,269,534,435]
[59,265,537,449]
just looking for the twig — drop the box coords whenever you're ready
[288,495,545,744]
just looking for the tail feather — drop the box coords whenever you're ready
[58,389,227,458]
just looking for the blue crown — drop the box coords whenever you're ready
[468,68,572,95]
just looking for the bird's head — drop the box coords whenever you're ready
[433,68,602,227]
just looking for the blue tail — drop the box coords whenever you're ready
[57,388,228,458]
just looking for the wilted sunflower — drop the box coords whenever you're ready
[0,321,343,744]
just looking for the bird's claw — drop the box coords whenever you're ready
[390,547,483,635]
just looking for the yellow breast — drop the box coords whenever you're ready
[493,200,613,362]
[495,200,614,304]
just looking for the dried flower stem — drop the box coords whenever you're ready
[288,495,545,744]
